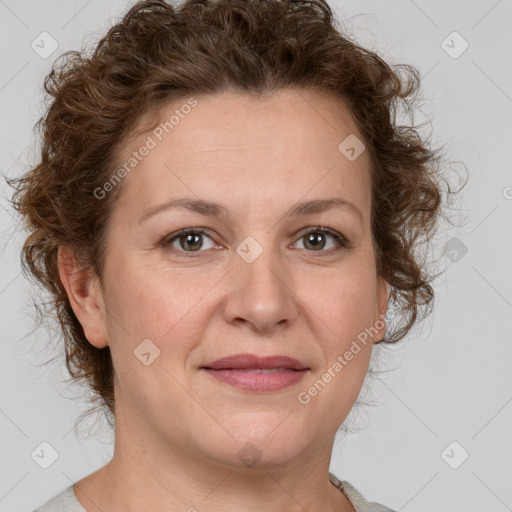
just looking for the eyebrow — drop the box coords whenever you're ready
[138,197,364,225]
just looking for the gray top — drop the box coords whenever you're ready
[33,473,395,511]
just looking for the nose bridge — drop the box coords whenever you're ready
[224,233,297,332]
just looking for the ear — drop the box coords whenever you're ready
[58,246,109,348]
[372,277,390,344]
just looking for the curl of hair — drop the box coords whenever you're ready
[7,0,466,425]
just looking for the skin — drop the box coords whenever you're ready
[59,88,389,512]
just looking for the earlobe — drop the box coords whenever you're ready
[57,246,109,348]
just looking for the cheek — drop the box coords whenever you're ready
[303,267,378,378]
[104,259,214,353]
[311,272,377,402]
[305,264,377,330]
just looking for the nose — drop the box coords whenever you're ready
[222,240,299,333]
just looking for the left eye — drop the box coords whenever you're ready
[292,227,348,252]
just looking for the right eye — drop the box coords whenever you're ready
[162,228,218,254]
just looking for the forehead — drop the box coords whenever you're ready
[110,89,372,222]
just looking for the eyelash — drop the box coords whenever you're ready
[161,226,350,256]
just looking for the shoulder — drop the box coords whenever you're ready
[36,477,395,512]
[33,484,86,512]
[329,472,396,512]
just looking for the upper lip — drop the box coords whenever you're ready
[201,353,309,370]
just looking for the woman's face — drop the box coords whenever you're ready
[82,89,389,468]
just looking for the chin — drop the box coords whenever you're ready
[195,422,311,471]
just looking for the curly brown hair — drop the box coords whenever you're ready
[7,0,465,428]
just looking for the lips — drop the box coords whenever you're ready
[201,354,309,392]
[201,353,309,371]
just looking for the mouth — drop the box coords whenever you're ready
[201,353,309,371]
[200,353,310,392]
[201,368,308,392]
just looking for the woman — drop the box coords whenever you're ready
[9,0,453,510]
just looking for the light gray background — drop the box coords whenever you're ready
[1,1,511,511]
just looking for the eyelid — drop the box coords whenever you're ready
[162,226,350,254]
[162,227,215,249]
[293,226,350,250]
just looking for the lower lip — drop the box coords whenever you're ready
[202,368,308,391]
